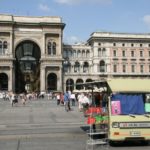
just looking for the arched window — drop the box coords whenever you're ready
[52,42,56,55]
[83,62,89,73]
[66,78,74,91]
[76,79,84,90]
[99,60,106,72]
[48,42,52,55]
[74,61,80,73]
[23,43,33,56]
[47,41,57,55]
[85,79,93,89]
[0,41,2,54]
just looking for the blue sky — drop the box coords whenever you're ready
[0,0,150,44]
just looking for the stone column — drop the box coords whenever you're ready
[40,66,46,92]
[58,34,61,56]
[8,66,13,92]
[57,66,62,91]
[93,63,98,73]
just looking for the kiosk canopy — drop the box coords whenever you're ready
[107,78,150,93]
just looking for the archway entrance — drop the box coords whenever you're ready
[0,73,8,91]
[15,40,41,93]
[47,73,57,91]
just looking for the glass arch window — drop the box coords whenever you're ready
[23,43,33,56]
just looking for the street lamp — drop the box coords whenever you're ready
[63,57,70,92]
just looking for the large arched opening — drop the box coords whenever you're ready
[15,40,41,93]
[0,73,8,91]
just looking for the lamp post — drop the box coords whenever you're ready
[63,57,69,92]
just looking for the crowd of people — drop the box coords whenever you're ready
[52,91,92,112]
[0,91,43,107]
[0,90,108,113]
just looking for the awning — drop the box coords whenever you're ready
[107,78,150,93]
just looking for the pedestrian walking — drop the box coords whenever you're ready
[64,91,71,111]
[56,93,61,105]
[21,93,27,106]
[10,93,18,107]
[70,93,76,106]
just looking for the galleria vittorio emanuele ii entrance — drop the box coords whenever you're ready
[0,14,65,93]
[15,40,41,93]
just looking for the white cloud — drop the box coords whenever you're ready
[54,0,111,5]
[54,0,81,5]
[143,15,150,28]
[38,3,50,12]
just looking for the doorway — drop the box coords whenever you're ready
[15,40,41,93]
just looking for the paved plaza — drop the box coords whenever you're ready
[0,97,150,150]
[0,97,88,150]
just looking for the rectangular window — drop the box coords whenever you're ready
[140,65,144,73]
[122,50,126,57]
[113,65,117,72]
[131,65,135,73]
[149,51,150,57]
[131,51,134,57]
[98,48,101,57]
[123,65,126,73]
[113,50,117,57]
[140,51,143,57]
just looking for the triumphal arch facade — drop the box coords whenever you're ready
[0,14,65,93]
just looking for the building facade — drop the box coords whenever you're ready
[0,14,65,93]
[64,32,150,91]
[1,14,150,93]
